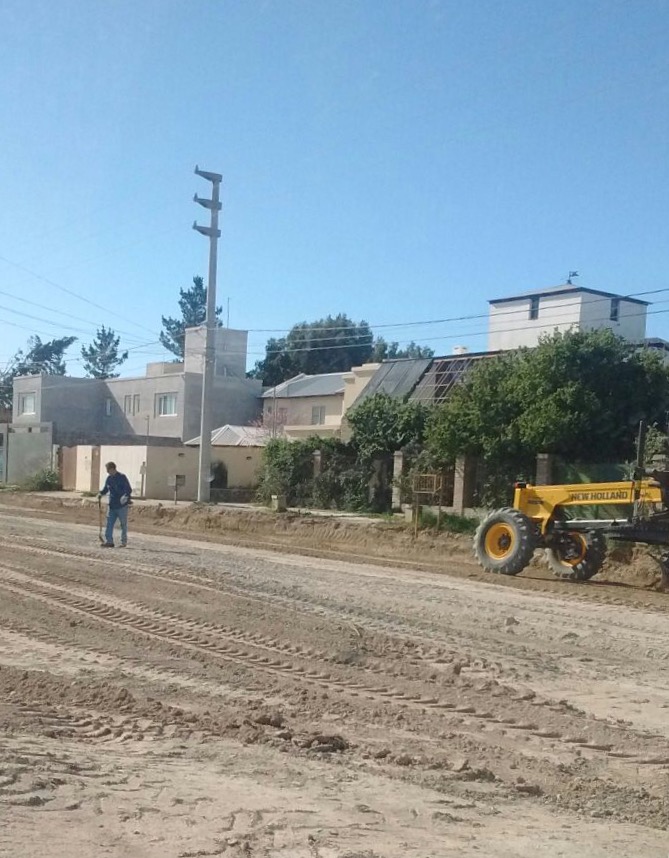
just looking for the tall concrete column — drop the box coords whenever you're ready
[193,166,223,503]
[391,450,404,511]
[535,453,554,485]
[453,455,477,515]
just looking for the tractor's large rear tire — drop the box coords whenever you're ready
[545,530,606,582]
[474,508,536,576]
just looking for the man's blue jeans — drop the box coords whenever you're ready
[105,506,128,546]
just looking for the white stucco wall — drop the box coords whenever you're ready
[98,445,148,495]
[578,294,646,341]
[488,293,582,351]
[75,445,95,493]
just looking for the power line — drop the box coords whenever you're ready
[0,254,159,337]
[0,289,150,344]
[128,299,669,362]
[231,286,669,337]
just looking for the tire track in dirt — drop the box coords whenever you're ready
[2,560,669,777]
[4,535,669,717]
[0,536,520,680]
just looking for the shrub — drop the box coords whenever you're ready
[24,468,61,491]
[257,437,375,511]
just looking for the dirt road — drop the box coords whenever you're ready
[0,505,668,857]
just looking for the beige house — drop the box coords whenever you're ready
[262,364,379,439]
[62,425,268,502]
[185,424,268,489]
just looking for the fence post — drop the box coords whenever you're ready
[535,453,554,485]
[453,455,476,515]
[312,449,322,478]
[391,450,403,511]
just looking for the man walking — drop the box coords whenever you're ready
[98,461,132,548]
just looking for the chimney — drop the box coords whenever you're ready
[452,345,469,355]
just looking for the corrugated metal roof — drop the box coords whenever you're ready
[351,358,432,407]
[185,424,269,447]
[262,372,346,399]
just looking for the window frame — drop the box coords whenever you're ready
[311,405,326,425]
[529,296,540,321]
[610,298,620,323]
[155,392,178,417]
[18,392,36,416]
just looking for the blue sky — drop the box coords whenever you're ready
[1,0,668,375]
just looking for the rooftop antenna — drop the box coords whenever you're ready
[567,270,579,285]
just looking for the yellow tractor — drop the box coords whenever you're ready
[474,423,669,586]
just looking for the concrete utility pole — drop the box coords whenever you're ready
[193,165,222,503]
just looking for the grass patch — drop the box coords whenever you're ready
[419,508,478,534]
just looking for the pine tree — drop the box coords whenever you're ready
[0,335,77,409]
[80,327,128,379]
[160,276,222,359]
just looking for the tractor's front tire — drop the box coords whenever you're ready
[474,508,536,576]
[545,530,606,582]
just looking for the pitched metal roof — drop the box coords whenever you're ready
[350,358,432,407]
[262,372,346,399]
[185,424,270,447]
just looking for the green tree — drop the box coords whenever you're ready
[371,338,434,361]
[0,335,77,410]
[426,329,669,503]
[80,326,128,379]
[160,275,222,359]
[250,314,374,387]
[346,393,430,461]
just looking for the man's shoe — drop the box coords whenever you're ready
[101,542,114,548]
[119,544,127,548]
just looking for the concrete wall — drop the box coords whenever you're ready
[183,326,249,378]
[75,445,96,493]
[182,374,262,443]
[0,424,7,483]
[104,373,187,440]
[66,440,262,501]
[98,445,148,495]
[211,446,263,488]
[6,423,54,485]
[342,364,380,412]
[145,446,199,501]
[578,294,646,341]
[488,293,582,351]
[13,375,105,443]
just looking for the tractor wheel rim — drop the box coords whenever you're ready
[484,522,516,560]
[556,532,587,566]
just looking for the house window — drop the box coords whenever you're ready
[610,298,620,323]
[311,405,326,425]
[156,393,177,416]
[529,296,540,320]
[18,393,36,415]
[124,394,141,416]
[105,398,112,417]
